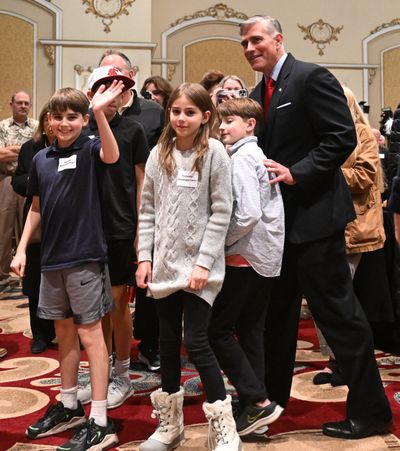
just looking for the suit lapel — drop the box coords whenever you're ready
[265,53,295,152]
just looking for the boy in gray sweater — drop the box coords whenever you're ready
[209,97,285,437]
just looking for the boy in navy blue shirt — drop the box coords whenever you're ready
[11,81,126,450]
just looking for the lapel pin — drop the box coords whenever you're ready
[278,88,282,92]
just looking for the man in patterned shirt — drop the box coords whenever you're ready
[0,91,38,293]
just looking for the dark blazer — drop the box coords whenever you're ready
[251,53,357,244]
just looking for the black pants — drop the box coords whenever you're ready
[265,231,391,419]
[134,287,159,348]
[209,266,273,405]
[156,290,226,403]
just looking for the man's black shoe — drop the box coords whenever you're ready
[31,337,48,354]
[138,343,160,372]
[312,371,332,385]
[330,369,346,387]
[322,416,392,439]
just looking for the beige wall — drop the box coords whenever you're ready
[1,0,400,127]
[50,0,153,92]
[151,0,400,127]
[0,15,34,119]
[0,0,55,118]
[0,0,153,119]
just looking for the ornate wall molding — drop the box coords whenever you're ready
[298,19,343,56]
[167,64,176,82]
[40,39,156,50]
[44,45,55,65]
[170,3,247,27]
[370,19,400,35]
[82,0,135,33]
[368,68,377,85]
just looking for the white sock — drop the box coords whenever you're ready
[109,354,113,379]
[114,358,130,379]
[60,386,78,410]
[90,399,107,427]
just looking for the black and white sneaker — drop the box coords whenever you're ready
[138,343,160,372]
[56,417,118,451]
[235,402,283,436]
[26,401,86,439]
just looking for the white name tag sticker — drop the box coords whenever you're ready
[58,154,77,172]
[177,169,199,187]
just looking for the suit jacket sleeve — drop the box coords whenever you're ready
[289,66,357,190]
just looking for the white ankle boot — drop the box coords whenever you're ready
[139,387,185,451]
[202,395,242,451]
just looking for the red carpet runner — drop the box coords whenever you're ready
[0,296,399,450]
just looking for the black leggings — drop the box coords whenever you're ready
[156,290,226,403]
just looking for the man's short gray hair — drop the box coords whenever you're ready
[239,15,282,36]
[98,49,132,70]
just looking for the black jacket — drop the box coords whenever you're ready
[250,53,356,243]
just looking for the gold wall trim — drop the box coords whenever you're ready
[298,19,343,56]
[170,3,248,27]
[82,0,136,33]
[167,64,176,82]
[370,18,400,35]
[39,39,156,50]
[44,45,54,65]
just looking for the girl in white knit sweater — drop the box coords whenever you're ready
[136,83,241,451]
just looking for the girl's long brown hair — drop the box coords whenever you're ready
[157,82,218,176]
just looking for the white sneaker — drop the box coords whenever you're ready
[77,380,92,405]
[107,375,133,409]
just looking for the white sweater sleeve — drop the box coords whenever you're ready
[196,143,233,270]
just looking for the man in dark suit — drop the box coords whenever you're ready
[240,15,392,439]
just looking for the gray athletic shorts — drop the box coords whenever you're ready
[37,262,114,325]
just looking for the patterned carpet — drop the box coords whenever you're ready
[1,289,399,450]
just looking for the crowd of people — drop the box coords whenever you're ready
[0,13,399,451]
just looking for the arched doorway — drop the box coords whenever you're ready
[363,21,400,125]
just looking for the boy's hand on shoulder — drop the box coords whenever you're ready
[10,252,26,278]
[91,80,125,113]
[188,265,209,291]
[136,261,152,288]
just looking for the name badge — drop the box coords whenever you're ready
[58,154,77,172]
[177,169,198,187]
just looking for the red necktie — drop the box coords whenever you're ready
[264,77,275,119]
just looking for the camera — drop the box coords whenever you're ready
[379,107,393,137]
[381,107,393,117]
[217,88,248,104]
[141,90,152,100]
[358,101,370,114]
